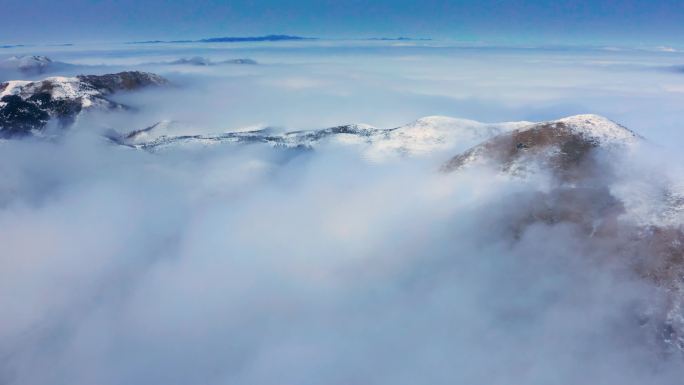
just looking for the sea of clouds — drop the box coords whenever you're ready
[2,40,684,384]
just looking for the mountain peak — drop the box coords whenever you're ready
[0,55,61,75]
[554,114,639,144]
[441,114,642,179]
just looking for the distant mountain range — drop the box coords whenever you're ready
[128,35,313,44]
[126,35,433,44]
[364,37,432,41]
[164,57,257,66]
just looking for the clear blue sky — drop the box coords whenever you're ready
[2,0,683,45]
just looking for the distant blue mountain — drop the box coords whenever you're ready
[199,35,311,43]
[128,40,194,44]
[365,37,432,41]
[128,35,312,45]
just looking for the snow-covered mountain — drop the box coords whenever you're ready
[0,71,167,137]
[115,115,532,160]
[441,114,640,179]
[119,115,640,161]
[434,114,684,354]
[364,116,531,160]
[0,55,63,75]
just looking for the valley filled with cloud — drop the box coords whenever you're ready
[3,39,684,384]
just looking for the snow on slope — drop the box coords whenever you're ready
[364,116,531,160]
[0,76,101,109]
[0,80,31,98]
[119,114,644,168]
[120,115,533,160]
[1,71,167,137]
[556,114,640,145]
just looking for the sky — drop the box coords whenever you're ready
[2,0,684,45]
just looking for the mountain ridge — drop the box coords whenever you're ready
[440,114,640,179]
[127,35,313,45]
[0,71,167,137]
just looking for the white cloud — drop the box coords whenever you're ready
[2,41,684,384]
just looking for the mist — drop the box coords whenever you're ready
[2,41,684,384]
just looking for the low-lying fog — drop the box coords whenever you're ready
[2,41,684,384]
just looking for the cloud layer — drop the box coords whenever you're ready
[2,41,684,384]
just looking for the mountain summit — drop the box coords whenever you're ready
[441,114,640,180]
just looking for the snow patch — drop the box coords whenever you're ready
[556,114,639,145]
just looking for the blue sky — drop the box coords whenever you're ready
[2,0,684,45]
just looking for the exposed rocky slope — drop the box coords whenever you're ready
[0,71,167,137]
[441,114,640,179]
